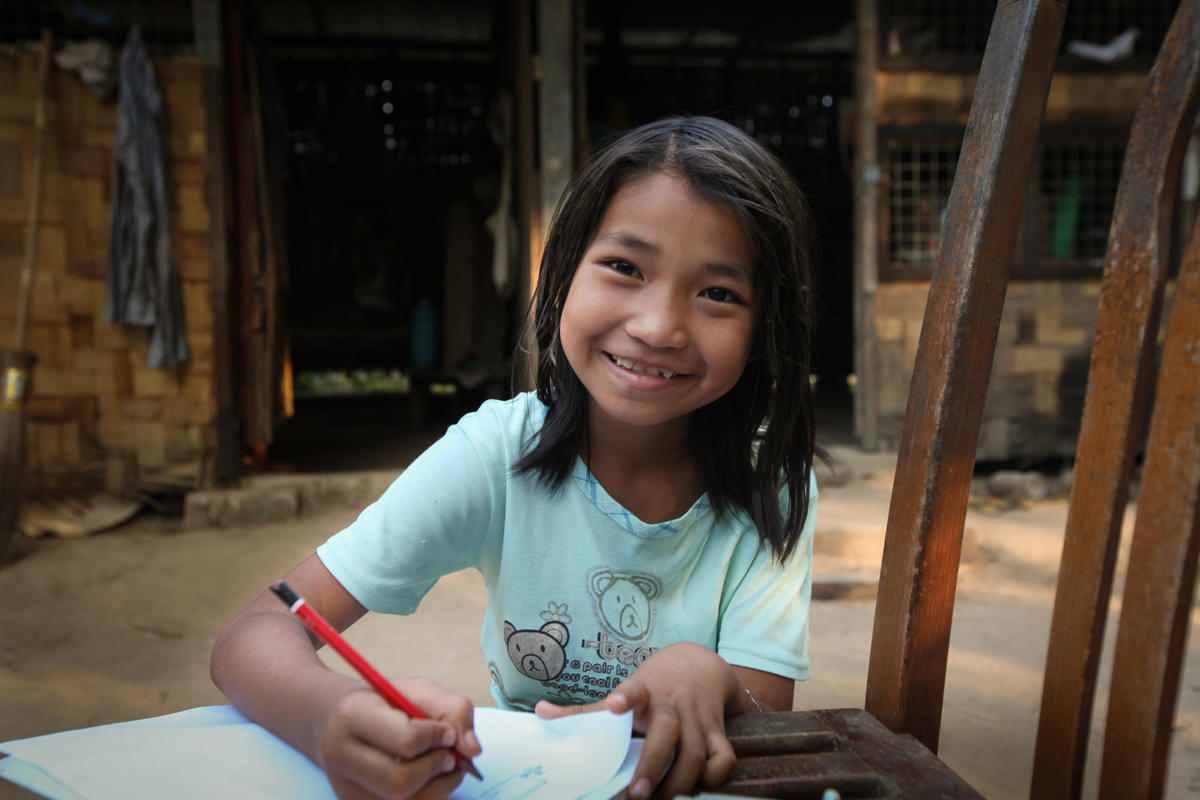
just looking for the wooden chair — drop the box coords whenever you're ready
[707,0,1200,797]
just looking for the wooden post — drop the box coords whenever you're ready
[510,0,540,391]
[853,0,880,451]
[573,0,590,167]
[223,5,269,464]
[193,0,240,485]
[538,0,576,236]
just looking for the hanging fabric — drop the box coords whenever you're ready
[105,25,189,369]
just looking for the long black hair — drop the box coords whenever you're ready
[513,115,818,562]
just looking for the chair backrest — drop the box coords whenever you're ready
[1033,4,1200,797]
[863,1,1200,798]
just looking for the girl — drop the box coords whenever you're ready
[211,115,819,800]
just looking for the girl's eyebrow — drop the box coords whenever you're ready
[594,230,658,254]
[593,230,753,284]
[704,261,753,285]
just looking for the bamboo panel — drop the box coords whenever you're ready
[182,281,213,330]
[175,182,209,232]
[131,367,183,397]
[133,421,167,469]
[0,221,20,255]
[67,313,92,349]
[2,49,217,492]
[0,141,19,196]
[176,231,211,281]
[117,397,165,421]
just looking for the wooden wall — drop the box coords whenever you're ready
[0,47,216,493]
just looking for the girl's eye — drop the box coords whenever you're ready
[700,286,743,304]
[604,259,640,277]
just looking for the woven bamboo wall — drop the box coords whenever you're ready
[0,47,215,493]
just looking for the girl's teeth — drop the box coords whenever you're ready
[612,355,675,379]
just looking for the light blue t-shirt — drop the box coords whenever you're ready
[317,392,816,711]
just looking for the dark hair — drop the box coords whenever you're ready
[513,115,817,562]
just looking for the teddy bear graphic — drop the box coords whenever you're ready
[588,568,660,642]
[503,620,569,681]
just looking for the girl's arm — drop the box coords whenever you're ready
[210,553,480,799]
[731,664,794,712]
[535,642,792,800]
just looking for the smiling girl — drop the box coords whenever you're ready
[212,115,820,800]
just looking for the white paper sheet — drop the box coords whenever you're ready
[0,705,635,800]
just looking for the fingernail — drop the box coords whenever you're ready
[441,728,456,748]
[441,754,456,774]
[631,777,652,799]
[464,730,481,753]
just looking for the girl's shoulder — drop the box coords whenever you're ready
[452,390,548,448]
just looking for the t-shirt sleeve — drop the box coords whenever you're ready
[316,401,517,614]
[716,471,818,681]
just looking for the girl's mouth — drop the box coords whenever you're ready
[606,353,680,379]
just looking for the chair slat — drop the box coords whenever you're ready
[1031,3,1200,796]
[1098,211,1200,799]
[864,0,1066,753]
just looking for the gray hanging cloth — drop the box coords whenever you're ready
[105,25,188,368]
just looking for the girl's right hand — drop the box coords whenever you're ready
[318,680,481,800]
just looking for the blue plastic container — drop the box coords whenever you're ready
[409,297,438,369]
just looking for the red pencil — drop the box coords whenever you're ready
[270,581,483,781]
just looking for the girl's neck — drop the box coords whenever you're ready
[580,404,702,523]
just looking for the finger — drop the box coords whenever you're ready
[700,729,737,788]
[626,705,681,800]
[533,698,605,719]
[607,680,651,722]
[345,740,459,799]
[395,680,480,757]
[654,725,706,800]
[403,680,477,727]
[353,705,456,762]
[408,760,470,800]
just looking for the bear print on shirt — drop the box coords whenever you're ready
[503,619,569,681]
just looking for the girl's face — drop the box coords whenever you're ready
[559,171,756,439]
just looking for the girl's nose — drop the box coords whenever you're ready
[625,292,689,349]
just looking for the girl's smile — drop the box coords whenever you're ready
[606,353,683,381]
[559,170,756,439]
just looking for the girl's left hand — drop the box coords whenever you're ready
[534,642,750,800]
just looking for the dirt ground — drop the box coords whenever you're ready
[2,439,1200,799]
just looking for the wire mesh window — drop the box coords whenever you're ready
[1038,141,1124,272]
[276,49,500,345]
[883,133,1127,277]
[885,137,960,271]
[281,55,493,180]
[1061,0,1181,58]
[880,0,1180,63]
